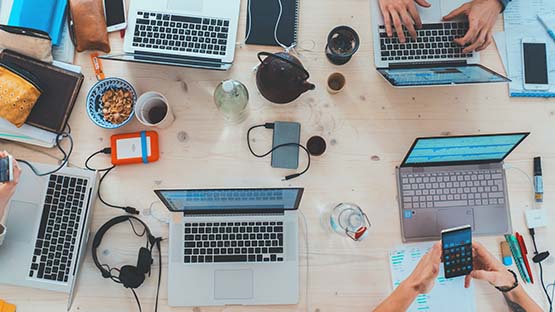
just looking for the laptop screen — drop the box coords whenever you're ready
[155,188,303,212]
[378,64,509,87]
[401,133,529,167]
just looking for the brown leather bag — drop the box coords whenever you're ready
[68,0,110,53]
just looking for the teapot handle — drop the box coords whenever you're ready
[257,52,310,80]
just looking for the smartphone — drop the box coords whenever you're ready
[104,0,127,32]
[441,225,472,279]
[0,156,14,183]
[271,121,301,169]
[521,39,550,91]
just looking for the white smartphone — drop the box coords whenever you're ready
[104,0,127,32]
[521,38,550,91]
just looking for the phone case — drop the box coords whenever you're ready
[271,121,300,169]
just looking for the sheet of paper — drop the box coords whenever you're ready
[0,118,56,148]
[503,0,555,97]
[389,243,476,312]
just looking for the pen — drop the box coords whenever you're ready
[534,157,543,203]
[538,15,555,43]
[515,232,534,284]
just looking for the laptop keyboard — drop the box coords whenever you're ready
[400,169,505,209]
[133,11,230,56]
[379,22,473,62]
[28,174,88,283]
[184,222,285,264]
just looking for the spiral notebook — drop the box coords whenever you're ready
[245,0,299,47]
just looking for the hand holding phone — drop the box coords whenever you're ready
[441,225,473,279]
[0,155,13,183]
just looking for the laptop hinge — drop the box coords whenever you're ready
[389,60,468,69]
[134,50,224,63]
[182,211,285,217]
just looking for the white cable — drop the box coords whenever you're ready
[504,164,537,209]
[240,0,297,53]
[298,210,310,312]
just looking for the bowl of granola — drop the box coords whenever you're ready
[86,78,137,129]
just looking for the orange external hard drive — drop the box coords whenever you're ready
[110,131,160,165]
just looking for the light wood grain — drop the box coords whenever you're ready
[2,0,555,311]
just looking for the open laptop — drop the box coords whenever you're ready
[370,0,510,87]
[396,133,529,242]
[155,188,303,307]
[100,0,241,70]
[0,162,97,308]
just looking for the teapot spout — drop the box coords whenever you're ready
[304,81,316,91]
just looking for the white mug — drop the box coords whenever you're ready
[135,91,175,128]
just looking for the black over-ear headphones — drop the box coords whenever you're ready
[92,215,163,312]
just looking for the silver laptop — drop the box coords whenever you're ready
[100,0,241,70]
[0,162,97,307]
[396,133,529,242]
[370,0,509,87]
[155,188,302,307]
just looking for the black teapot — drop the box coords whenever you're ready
[256,52,315,104]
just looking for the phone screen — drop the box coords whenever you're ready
[523,43,548,85]
[105,0,126,27]
[441,225,472,279]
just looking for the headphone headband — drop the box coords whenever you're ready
[91,215,156,279]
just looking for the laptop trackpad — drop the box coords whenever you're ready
[167,0,203,12]
[437,208,474,232]
[214,270,254,300]
[6,201,40,243]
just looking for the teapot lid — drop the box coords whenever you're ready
[257,52,310,81]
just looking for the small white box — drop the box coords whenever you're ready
[525,209,548,229]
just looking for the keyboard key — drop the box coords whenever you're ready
[214,255,247,263]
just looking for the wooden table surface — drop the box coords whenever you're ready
[2,0,555,311]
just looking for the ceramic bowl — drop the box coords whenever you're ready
[86,78,137,129]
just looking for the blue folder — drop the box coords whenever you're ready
[8,0,67,46]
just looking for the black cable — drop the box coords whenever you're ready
[17,125,73,176]
[247,123,311,181]
[85,148,113,171]
[529,228,553,312]
[131,288,142,312]
[86,148,139,215]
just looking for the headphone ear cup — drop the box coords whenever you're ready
[137,247,153,275]
[119,265,145,289]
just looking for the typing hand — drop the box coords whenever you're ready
[442,0,503,53]
[405,242,442,294]
[464,241,516,289]
[378,0,432,43]
[0,152,21,220]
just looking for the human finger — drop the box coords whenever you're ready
[455,22,479,47]
[383,10,394,37]
[400,10,417,39]
[407,3,423,29]
[442,3,468,21]
[464,274,473,288]
[476,32,493,52]
[463,29,486,53]
[390,10,406,43]
[415,0,432,8]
